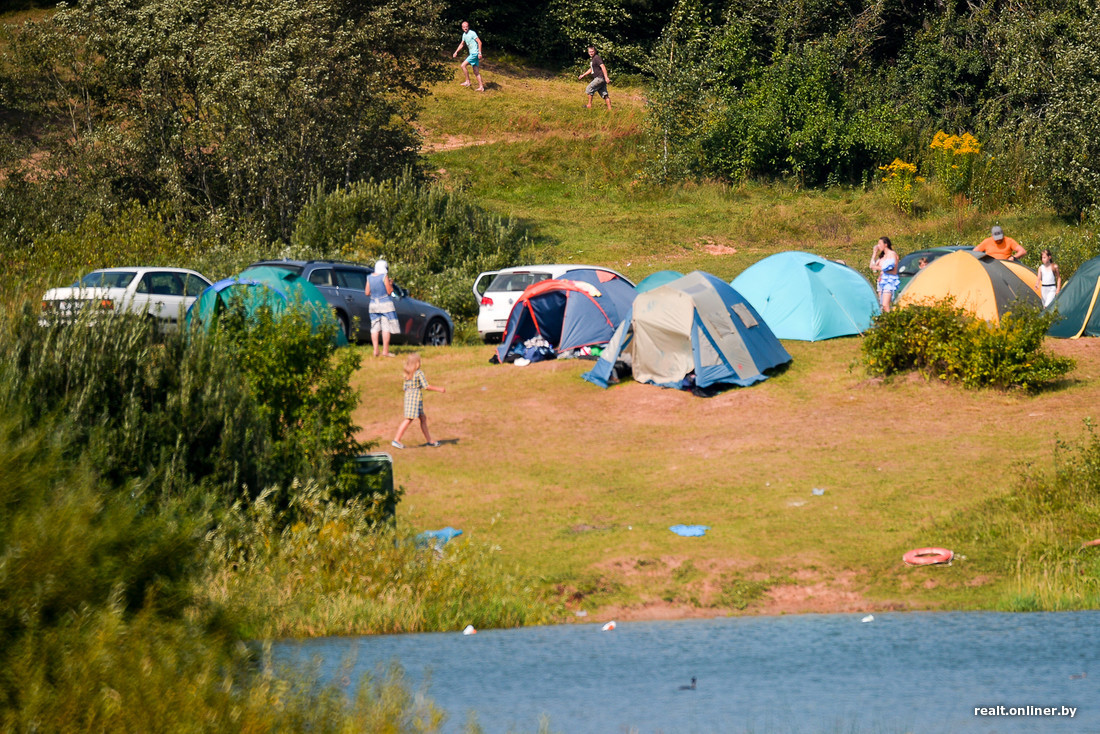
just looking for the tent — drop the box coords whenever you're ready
[1047,255,1100,338]
[636,270,684,294]
[895,251,1040,322]
[187,267,347,345]
[495,268,636,360]
[730,251,879,340]
[583,271,792,391]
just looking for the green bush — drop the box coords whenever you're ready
[861,300,1074,390]
[0,297,362,511]
[214,297,364,503]
[0,197,271,287]
[291,171,533,322]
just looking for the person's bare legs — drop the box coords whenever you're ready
[474,67,484,91]
[371,327,381,357]
[394,418,413,444]
[418,415,433,444]
[585,93,593,108]
[604,95,612,110]
[880,291,892,313]
[460,60,471,86]
[381,328,392,357]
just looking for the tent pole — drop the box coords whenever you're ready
[1070,280,1100,340]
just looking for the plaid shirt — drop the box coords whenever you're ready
[402,369,429,418]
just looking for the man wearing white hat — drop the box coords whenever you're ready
[974,225,1026,261]
[367,260,399,357]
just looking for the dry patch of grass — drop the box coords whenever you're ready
[348,338,1100,620]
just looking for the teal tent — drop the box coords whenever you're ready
[730,252,879,341]
[186,267,347,345]
[636,270,684,294]
[1047,255,1100,338]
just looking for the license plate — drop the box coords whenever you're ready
[494,320,507,328]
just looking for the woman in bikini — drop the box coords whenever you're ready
[869,236,901,312]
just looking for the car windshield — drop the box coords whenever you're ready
[488,272,551,292]
[78,271,136,288]
[898,252,942,277]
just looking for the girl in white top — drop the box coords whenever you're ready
[1037,249,1061,308]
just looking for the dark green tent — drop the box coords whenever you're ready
[1047,256,1100,339]
[186,267,347,346]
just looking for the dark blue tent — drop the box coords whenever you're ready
[495,268,636,361]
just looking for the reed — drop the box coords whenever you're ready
[202,481,560,638]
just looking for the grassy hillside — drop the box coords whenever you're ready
[348,62,1100,620]
[419,64,1084,286]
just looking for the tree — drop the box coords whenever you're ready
[2,0,447,239]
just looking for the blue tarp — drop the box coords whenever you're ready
[417,527,463,551]
[669,525,710,537]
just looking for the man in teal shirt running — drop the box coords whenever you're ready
[451,21,484,92]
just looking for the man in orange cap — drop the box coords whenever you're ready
[974,225,1026,261]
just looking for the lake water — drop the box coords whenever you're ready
[273,611,1099,733]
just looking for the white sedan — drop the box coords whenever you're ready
[41,267,212,333]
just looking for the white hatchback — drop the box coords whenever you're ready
[41,267,212,333]
[473,264,633,342]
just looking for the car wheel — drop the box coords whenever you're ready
[336,310,352,342]
[422,318,450,346]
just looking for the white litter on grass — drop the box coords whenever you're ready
[602,621,616,631]
[575,610,588,617]
[861,615,875,623]
[812,488,825,496]
[462,625,477,635]
[788,501,806,507]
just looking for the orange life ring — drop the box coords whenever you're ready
[903,547,954,566]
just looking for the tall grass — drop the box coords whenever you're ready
[931,421,1100,611]
[202,481,561,638]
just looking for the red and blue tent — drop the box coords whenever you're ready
[495,268,635,361]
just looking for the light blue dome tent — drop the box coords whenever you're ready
[730,251,879,341]
[635,270,684,294]
[186,266,347,346]
[583,271,791,393]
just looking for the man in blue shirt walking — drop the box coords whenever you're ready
[451,21,484,92]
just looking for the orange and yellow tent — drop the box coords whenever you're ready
[896,251,1040,322]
